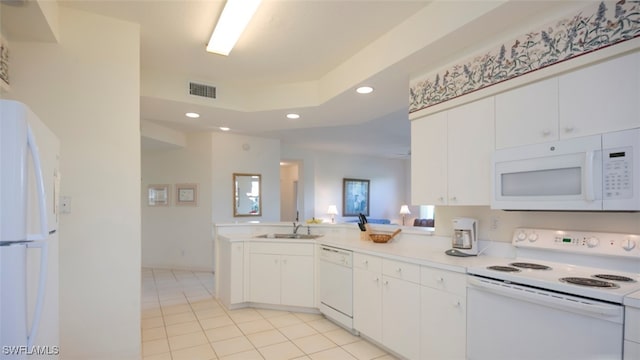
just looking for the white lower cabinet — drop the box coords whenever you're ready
[217,239,244,308]
[353,253,383,343]
[420,267,467,360]
[624,306,640,360]
[382,275,420,360]
[247,242,315,308]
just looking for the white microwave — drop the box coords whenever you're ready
[492,128,640,211]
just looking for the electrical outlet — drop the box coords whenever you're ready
[60,196,71,214]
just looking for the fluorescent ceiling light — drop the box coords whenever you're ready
[206,0,262,56]
[219,127,230,131]
[286,113,300,119]
[356,86,374,94]
[185,112,200,118]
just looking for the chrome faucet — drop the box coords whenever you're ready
[293,222,303,234]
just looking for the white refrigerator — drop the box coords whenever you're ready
[1,100,60,359]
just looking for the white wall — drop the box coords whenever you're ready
[212,133,281,223]
[142,132,213,270]
[5,8,141,359]
[282,145,409,224]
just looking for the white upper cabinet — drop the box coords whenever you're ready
[411,97,494,206]
[559,51,640,138]
[495,77,559,149]
[411,111,447,205]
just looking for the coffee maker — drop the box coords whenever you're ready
[445,217,478,257]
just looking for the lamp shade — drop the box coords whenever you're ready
[327,205,338,215]
[399,205,411,215]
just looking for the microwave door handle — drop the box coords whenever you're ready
[584,151,596,201]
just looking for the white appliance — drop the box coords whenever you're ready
[446,217,478,257]
[466,228,640,360]
[1,100,60,359]
[318,245,353,330]
[492,127,640,211]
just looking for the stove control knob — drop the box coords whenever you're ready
[528,233,539,242]
[516,231,527,242]
[621,238,637,251]
[586,237,599,248]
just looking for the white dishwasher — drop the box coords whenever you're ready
[318,245,353,329]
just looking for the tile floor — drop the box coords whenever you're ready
[141,268,397,360]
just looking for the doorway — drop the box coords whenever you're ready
[280,160,302,221]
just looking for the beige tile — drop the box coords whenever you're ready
[142,316,165,330]
[142,308,163,319]
[190,299,222,311]
[309,347,358,360]
[323,328,360,346]
[306,319,339,333]
[227,308,264,323]
[211,337,255,357]
[168,331,209,351]
[142,338,170,357]
[258,341,304,360]
[171,343,217,360]
[237,319,275,335]
[293,312,324,322]
[292,334,336,354]
[205,324,243,342]
[162,304,193,316]
[268,313,304,328]
[246,329,289,348]
[196,307,228,320]
[342,341,386,360]
[292,357,312,360]
[164,311,198,326]
[200,315,235,330]
[142,326,167,342]
[279,323,318,340]
[256,308,291,319]
[143,352,172,360]
[219,349,264,360]
[166,321,203,337]
[372,354,398,360]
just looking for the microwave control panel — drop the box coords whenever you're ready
[603,146,632,199]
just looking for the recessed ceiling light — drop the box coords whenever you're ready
[356,86,374,94]
[220,127,230,131]
[286,113,300,119]
[185,112,200,118]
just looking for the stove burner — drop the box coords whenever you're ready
[593,274,636,283]
[509,262,551,270]
[559,277,620,289]
[487,266,521,272]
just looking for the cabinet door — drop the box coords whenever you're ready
[559,52,640,138]
[495,77,559,148]
[249,253,280,304]
[420,286,466,360]
[281,255,314,307]
[382,276,420,360]
[229,243,244,304]
[353,267,382,343]
[447,97,495,205]
[411,111,448,205]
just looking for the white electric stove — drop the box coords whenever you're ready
[466,228,640,360]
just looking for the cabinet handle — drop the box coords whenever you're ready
[373,277,379,283]
[564,126,574,133]
[450,196,457,201]
[396,267,402,273]
[384,280,389,286]
[452,300,461,308]
[542,129,551,136]
[437,277,444,283]
[363,260,368,265]
[438,197,444,202]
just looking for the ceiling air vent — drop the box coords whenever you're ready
[189,82,216,99]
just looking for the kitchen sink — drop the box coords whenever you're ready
[255,233,323,240]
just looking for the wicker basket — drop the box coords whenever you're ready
[369,229,401,243]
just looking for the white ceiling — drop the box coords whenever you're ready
[13,0,587,157]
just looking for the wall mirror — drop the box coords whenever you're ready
[233,173,262,217]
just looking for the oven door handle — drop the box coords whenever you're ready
[468,276,623,321]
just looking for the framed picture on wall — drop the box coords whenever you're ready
[343,178,370,217]
[147,184,170,206]
[175,183,198,206]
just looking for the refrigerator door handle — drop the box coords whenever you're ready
[26,125,48,241]
[25,241,48,347]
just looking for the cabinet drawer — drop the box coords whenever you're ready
[382,259,419,283]
[354,253,382,272]
[626,307,640,342]
[420,267,466,296]
[249,242,313,256]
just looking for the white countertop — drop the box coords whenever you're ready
[216,223,512,273]
[624,290,640,308]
